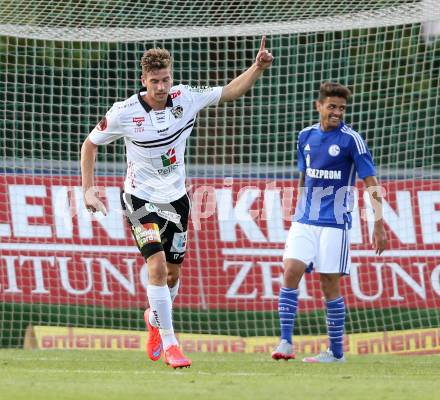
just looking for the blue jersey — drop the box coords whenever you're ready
[294,122,376,230]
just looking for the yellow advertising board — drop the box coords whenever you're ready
[24,325,440,356]
[23,325,145,351]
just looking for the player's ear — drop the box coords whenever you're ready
[315,100,321,112]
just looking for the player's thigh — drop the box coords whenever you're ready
[316,226,351,275]
[161,193,190,264]
[120,192,165,259]
[283,222,317,266]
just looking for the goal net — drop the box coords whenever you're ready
[1,0,440,353]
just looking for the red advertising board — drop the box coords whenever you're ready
[0,175,439,310]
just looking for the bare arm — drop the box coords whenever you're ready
[81,138,97,192]
[219,36,274,104]
[81,138,107,215]
[363,175,387,255]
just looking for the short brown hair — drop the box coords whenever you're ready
[318,82,351,102]
[140,48,172,73]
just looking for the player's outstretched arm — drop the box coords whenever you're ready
[219,35,274,104]
[81,138,107,215]
[364,175,387,255]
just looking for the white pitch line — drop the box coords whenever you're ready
[10,368,278,377]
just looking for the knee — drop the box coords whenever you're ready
[283,260,306,288]
[284,265,299,283]
[320,275,341,300]
[147,256,168,285]
[321,285,333,300]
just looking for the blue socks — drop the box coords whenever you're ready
[326,296,346,359]
[278,289,346,357]
[278,287,299,344]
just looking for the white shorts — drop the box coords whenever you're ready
[283,222,351,275]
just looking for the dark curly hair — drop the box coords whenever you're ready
[318,82,351,102]
[140,48,172,73]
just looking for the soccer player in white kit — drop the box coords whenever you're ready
[272,82,387,363]
[81,38,273,368]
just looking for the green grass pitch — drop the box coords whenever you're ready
[1,350,439,400]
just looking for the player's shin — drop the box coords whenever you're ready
[326,296,346,359]
[147,284,178,349]
[279,287,299,344]
[149,279,180,326]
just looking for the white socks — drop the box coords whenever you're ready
[149,280,180,326]
[147,284,178,349]
[169,279,180,303]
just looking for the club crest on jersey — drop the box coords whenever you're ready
[132,116,145,133]
[96,117,107,132]
[171,105,183,119]
[328,144,340,157]
[161,148,177,167]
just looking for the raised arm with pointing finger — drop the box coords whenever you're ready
[80,37,273,369]
[220,35,274,103]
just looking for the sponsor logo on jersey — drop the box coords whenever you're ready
[170,90,181,99]
[118,101,137,109]
[145,203,181,224]
[328,144,340,157]
[132,117,145,126]
[172,231,187,253]
[133,116,145,133]
[132,223,161,248]
[188,85,213,93]
[157,164,178,175]
[154,110,166,124]
[306,168,342,180]
[304,144,311,151]
[156,148,178,175]
[96,117,108,131]
[171,105,183,119]
[161,148,177,167]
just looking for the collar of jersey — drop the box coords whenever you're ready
[137,87,173,112]
[318,121,344,135]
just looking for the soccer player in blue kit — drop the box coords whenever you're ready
[272,82,387,363]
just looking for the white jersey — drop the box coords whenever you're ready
[89,84,222,202]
